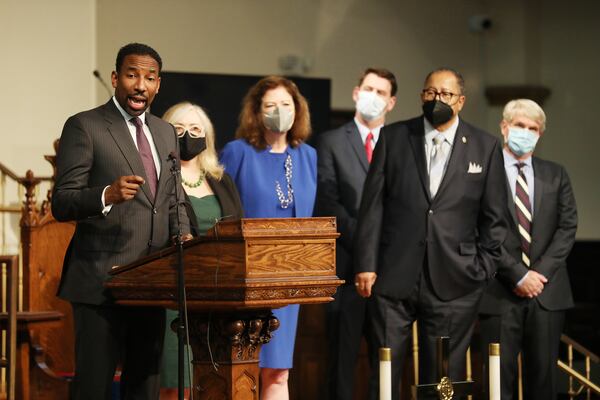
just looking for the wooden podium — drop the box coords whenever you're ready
[106,217,342,400]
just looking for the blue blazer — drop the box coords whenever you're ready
[219,138,317,218]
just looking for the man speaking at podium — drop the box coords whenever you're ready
[52,43,190,400]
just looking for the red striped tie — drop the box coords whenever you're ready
[365,132,374,163]
[515,163,532,267]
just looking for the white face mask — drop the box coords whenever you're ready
[263,105,295,133]
[356,90,388,121]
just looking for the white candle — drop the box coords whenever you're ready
[379,347,392,400]
[489,343,501,400]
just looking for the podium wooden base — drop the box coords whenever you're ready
[186,310,279,400]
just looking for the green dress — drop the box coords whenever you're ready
[161,195,222,388]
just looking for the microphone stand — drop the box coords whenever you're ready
[168,153,187,400]
[92,70,113,98]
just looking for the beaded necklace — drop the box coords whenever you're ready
[182,173,204,188]
[275,154,294,209]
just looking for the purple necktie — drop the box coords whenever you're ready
[131,117,157,198]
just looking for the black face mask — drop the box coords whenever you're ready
[422,100,454,126]
[178,132,207,161]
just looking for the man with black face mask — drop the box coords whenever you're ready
[354,68,508,400]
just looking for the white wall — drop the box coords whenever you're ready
[0,0,96,252]
[0,0,96,177]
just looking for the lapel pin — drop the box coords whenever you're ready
[462,136,467,144]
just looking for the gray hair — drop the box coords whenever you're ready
[502,99,546,131]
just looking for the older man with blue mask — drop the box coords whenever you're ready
[479,99,578,400]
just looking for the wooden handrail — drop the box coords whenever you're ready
[0,162,19,181]
[0,161,53,183]
[558,360,600,395]
[561,334,600,363]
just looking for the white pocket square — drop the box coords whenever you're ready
[467,162,482,173]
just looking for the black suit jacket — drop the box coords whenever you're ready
[184,173,244,237]
[315,121,369,282]
[479,156,577,313]
[354,116,508,301]
[52,100,190,305]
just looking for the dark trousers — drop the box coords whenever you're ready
[367,271,483,400]
[71,303,166,400]
[327,283,371,400]
[479,300,565,400]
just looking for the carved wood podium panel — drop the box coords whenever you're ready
[107,217,342,400]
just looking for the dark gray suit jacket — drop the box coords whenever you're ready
[479,156,577,313]
[315,121,369,282]
[52,100,190,305]
[354,116,508,301]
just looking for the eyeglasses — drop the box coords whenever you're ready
[174,125,204,138]
[421,89,462,104]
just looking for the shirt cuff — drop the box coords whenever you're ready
[515,271,529,288]
[101,186,113,216]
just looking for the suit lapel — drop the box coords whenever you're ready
[102,101,154,204]
[407,118,430,201]
[531,157,544,237]
[346,122,369,173]
[505,176,518,227]
[432,119,468,200]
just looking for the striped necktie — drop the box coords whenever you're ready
[515,163,532,267]
[131,117,158,198]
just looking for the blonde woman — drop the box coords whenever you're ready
[160,101,243,399]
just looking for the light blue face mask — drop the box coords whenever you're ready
[507,127,539,157]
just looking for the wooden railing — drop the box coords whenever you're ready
[0,145,73,399]
[559,334,600,400]
[0,161,53,254]
[0,255,18,400]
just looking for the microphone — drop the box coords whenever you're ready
[93,70,112,97]
[167,151,181,174]
[167,151,180,164]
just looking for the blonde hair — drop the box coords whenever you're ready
[162,101,224,180]
[502,99,546,132]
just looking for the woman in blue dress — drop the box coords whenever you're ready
[220,76,316,400]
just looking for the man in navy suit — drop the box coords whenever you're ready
[316,68,397,400]
[479,99,577,400]
[53,43,190,400]
[354,68,507,400]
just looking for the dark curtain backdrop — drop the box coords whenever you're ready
[151,72,331,150]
